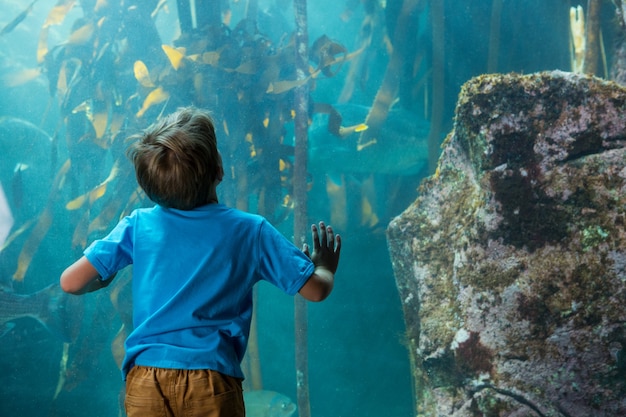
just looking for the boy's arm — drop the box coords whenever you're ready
[298,266,334,302]
[298,222,341,302]
[60,256,113,295]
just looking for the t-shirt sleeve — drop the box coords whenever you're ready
[84,215,134,280]
[256,219,315,295]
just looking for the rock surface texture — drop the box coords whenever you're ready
[387,71,626,416]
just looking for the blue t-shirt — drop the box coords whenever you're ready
[84,203,314,379]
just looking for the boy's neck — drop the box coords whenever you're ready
[207,187,219,204]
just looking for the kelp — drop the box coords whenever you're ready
[293,0,312,416]
[358,0,425,151]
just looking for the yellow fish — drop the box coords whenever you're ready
[266,77,310,94]
[136,86,169,118]
[0,0,38,37]
[339,122,368,137]
[133,60,155,87]
[162,45,185,70]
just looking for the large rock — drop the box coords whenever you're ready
[387,71,626,416]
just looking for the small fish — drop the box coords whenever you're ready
[0,0,39,37]
[0,183,14,247]
[11,163,28,210]
[133,60,155,87]
[266,77,310,94]
[307,103,430,176]
[0,322,16,338]
[136,86,170,118]
[162,44,185,70]
[0,284,82,342]
[244,390,296,417]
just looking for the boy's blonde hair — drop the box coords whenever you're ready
[127,107,221,210]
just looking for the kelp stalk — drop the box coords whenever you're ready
[570,5,586,73]
[428,0,445,173]
[487,0,502,73]
[293,0,311,416]
[245,0,258,21]
[584,0,601,75]
[359,0,423,150]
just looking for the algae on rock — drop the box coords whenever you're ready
[387,71,626,416]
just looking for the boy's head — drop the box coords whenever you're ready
[127,107,223,210]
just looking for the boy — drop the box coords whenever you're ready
[60,107,341,417]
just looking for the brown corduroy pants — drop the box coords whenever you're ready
[124,366,244,417]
